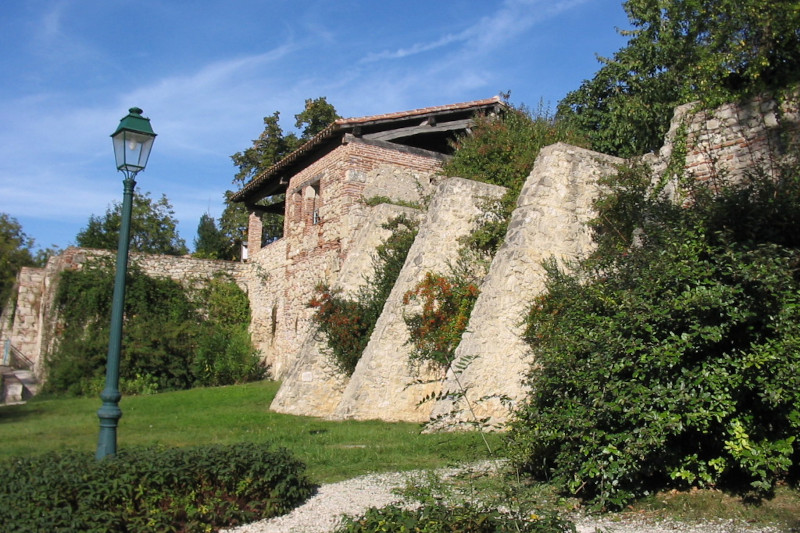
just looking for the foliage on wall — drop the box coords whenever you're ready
[44,260,264,396]
[402,269,480,371]
[509,159,800,509]
[441,100,587,258]
[309,214,418,376]
[557,0,800,158]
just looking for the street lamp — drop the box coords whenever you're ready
[96,107,156,460]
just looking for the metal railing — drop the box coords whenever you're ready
[3,339,34,370]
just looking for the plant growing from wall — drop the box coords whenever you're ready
[441,99,587,258]
[309,214,417,376]
[45,260,264,396]
[509,160,800,510]
[402,269,480,371]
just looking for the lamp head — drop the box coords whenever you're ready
[111,107,156,176]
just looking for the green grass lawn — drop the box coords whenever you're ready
[3,381,799,529]
[0,381,500,484]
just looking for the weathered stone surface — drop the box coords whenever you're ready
[248,143,441,379]
[270,203,423,417]
[360,165,434,207]
[333,178,506,422]
[429,143,624,429]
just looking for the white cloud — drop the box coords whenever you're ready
[361,32,467,63]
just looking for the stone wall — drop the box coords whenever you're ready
[332,178,506,422]
[428,144,624,429]
[647,88,800,196]
[5,89,796,417]
[247,138,441,377]
[0,247,249,382]
[270,203,423,417]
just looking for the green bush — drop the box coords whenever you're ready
[45,263,264,395]
[309,215,417,376]
[335,503,575,533]
[0,443,313,532]
[509,163,800,509]
[441,100,587,257]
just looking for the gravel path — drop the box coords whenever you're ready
[222,464,788,533]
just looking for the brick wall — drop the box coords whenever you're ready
[247,138,442,377]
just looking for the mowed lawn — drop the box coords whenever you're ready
[0,380,501,483]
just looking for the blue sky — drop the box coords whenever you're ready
[0,0,631,253]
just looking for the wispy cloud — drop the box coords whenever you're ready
[361,32,467,63]
[361,0,590,66]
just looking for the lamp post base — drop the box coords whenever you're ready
[96,395,122,459]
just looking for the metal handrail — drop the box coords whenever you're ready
[3,340,33,370]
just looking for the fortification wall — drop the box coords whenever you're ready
[247,139,440,378]
[425,89,800,429]
[648,87,800,195]
[0,247,249,383]
[333,178,506,422]
[5,89,796,415]
[429,144,624,429]
[270,203,424,417]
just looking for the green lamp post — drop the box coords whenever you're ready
[96,107,156,460]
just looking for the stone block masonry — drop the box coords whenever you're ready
[332,178,506,423]
[0,247,249,384]
[428,144,624,429]
[247,139,441,378]
[270,203,423,417]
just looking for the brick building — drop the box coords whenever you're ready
[231,98,504,377]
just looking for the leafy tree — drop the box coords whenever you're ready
[293,96,339,139]
[76,191,188,256]
[509,161,800,509]
[558,0,800,157]
[194,213,232,259]
[230,112,300,187]
[0,213,37,311]
[222,97,340,256]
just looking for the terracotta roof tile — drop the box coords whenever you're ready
[232,96,503,203]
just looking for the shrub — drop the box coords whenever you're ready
[509,163,800,509]
[441,99,587,257]
[0,443,314,532]
[403,271,480,370]
[335,502,575,533]
[45,262,264,395]
[310,215,417,375]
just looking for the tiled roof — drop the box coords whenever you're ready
[231,96,503,203]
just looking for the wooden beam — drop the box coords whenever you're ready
[362,118,473,142]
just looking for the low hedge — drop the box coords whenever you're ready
[0,443,314,532]
[335,503,575,533]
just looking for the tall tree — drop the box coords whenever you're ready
[558,0,800,158]
[294,96,339,139]
[221,97,340,257]
[0,213,37,311]
[76,191,188,256]
[194,213,231,259]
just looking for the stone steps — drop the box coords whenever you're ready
[1,366,38,405]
